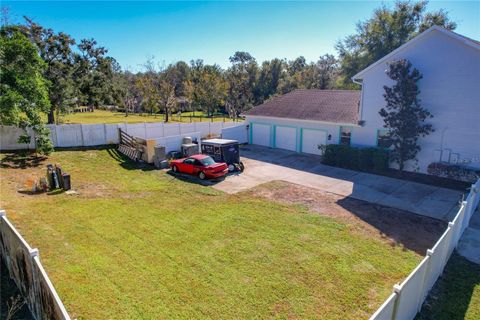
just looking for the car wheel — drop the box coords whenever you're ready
[239,161,245,172]
[172,166,179,173]
[198,171,206,180]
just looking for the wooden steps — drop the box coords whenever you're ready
[118,144,142,161]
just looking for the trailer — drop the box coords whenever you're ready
[201,139,244,172]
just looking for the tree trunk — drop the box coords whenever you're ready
[164,107,169,122]
[47,107,55,124]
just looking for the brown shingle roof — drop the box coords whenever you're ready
[244,89,361,125]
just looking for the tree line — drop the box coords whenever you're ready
[0,1,455,154]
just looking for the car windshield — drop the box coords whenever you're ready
[200,156,216,166]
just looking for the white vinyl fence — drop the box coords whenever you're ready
[221,124,248,144]
[0,122,242,151]
[0,210,70,320]
[151,131,202,154]
[370,179,480,320]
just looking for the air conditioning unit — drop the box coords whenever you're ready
[181,143,199,157]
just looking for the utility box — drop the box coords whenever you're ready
[62,174,71,191]
[181,143,199,157]
[201,139,242,170]
[153,146,166,168]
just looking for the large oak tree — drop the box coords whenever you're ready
[0,27,53,154]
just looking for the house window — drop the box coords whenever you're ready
[377,130,392,148]
[340,127,351,145]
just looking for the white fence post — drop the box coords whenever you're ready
[80,124,85,147]
[103,123,107,145]
[54,125,59,147]
[391,284,402,320]
[29,247,39,258]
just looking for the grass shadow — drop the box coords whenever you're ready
[105,147,155,172]
[1,261,35,320]
[0,151,47,169]
[336,196,447,255]
[416,252,480,320]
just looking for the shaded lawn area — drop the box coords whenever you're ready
[417,253,480,320]
[53,110,237,124]
[0,149,421,319]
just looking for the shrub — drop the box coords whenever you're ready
[358,148,375,171]
[321,144,389,172]
[372,149,389,171]
[427,162,479,183]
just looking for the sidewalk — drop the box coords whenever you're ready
[457,207,480,264]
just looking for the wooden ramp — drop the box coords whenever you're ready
[118,129,143,161]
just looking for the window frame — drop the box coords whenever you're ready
[339,126,352,146]
[377,129,392,149]
[184,158,195,165]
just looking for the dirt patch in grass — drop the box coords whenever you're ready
[249,181,447,255]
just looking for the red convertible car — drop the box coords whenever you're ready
[170,154,228,180]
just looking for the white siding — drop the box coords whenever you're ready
[355,29,480,172]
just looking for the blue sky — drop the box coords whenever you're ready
[3,1,479,70]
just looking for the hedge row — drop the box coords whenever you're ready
[322,144,389,172]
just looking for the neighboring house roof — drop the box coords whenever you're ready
[244,89,361,125]
[352,26,480,80]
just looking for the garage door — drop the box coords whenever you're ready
[251,123,271,147]
[301,129,327,155]
[275,126,297,151]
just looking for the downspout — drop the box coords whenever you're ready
[351,77,364,126]
[351,77,362,86]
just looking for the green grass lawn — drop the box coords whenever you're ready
[53,110,237,124]
[0,149,420,319]
[417,253,480,320]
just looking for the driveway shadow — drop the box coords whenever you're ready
[239,145,463,221]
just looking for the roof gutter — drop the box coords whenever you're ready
[351,77,362,85]
[244,115,361,127]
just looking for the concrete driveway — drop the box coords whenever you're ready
[457,208,480,264]
[214,145,462,221]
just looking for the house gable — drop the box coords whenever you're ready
[352,26,480,173]
[352,26,480,81]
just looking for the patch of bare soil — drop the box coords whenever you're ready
[250,181,447,255]
[0,156,146,200]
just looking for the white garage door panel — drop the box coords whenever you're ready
[302,129,326,155]
[252,124,271,147]
[275,126,297,151]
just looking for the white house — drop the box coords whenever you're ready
[245,26,480,174]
